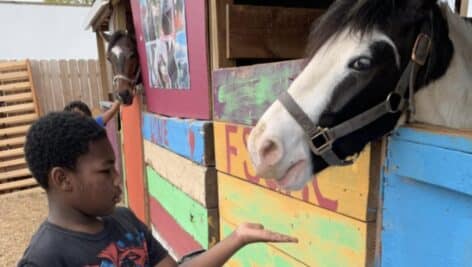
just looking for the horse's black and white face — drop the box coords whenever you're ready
[248,0,454,190]
[104,31,140,105]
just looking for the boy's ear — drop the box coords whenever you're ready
[50,167,73,192]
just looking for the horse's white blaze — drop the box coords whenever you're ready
[248,29,396,190]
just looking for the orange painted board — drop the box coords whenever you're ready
[214,121,380,221]
[121,95,146,222]
[218,172,375,266]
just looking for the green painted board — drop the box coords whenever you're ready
[212,59,304,126]
[147,166,218,248]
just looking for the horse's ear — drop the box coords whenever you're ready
[101,31,112,43]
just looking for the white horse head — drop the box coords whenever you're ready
[248,0,472,191]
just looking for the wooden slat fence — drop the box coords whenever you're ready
[29,59,110,114]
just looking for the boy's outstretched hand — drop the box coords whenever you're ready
[233,222,298,245]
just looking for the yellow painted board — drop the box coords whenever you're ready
[220,219,308,267]
[218,172,375,266]
[143,140,218,208]
[214,121,380,221]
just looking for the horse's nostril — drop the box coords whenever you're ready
[259,139,283,166]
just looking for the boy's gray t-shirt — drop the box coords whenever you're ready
[17,207,168,267]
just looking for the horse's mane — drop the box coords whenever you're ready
[306,0,433,57]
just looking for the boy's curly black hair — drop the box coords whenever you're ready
[63,100,92,117]
[24,112,106,189]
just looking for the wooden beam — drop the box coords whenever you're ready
[226,5,324,59]
[0,71,29,82]
[0,61,27,72]
[0,125,30,137]
[0,136,26,147]
[0,113,37,126]
[209,0,235,69]
[0,103,35,114]
[144,140,217,208]
[0,92,33,103]
[0,157,26,169]
[0,168,31,181]
[0,82,31,92]
[0,147,23,159]
[0,178,36,193]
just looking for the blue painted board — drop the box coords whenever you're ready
[387,139,472,196]
[142,112,214,166]
[381,127,472,267]
[393,126,472,154]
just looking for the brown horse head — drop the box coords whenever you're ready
[103,31,140,105]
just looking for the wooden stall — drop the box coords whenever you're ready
[380,126,472,267]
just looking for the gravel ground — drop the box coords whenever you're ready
[0,188,47,267]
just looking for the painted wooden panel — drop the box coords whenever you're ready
[130,0,211,119]
[142,112,214,166]
[101,102,122,177]
[220,219,307,267]
[218,172,374,266]
[149,196,202,260]
[212,59,304,126]
[214,121,379,221]
[147,166,218,249]
[143,140,217,208]
[381,127,472,267]
[121,95,146,222]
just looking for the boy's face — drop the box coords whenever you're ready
[66,137,122,216]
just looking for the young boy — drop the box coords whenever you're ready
[18,112,297,267]
[63,100,121,127]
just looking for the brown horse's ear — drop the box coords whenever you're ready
[101,31,112,42]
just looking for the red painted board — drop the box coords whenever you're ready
[149,196,203,259]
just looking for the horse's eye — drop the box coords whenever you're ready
[349,56,373,71]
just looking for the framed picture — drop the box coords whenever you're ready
[131,0,211,119]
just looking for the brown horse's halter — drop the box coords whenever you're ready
[278,21,433,166]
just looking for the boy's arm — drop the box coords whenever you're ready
[101,100,121,125]
[154,223,297,267]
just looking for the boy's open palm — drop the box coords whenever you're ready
[234,223,298,245]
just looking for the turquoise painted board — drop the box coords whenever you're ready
[381,126,472,267]
[142,112,214,166]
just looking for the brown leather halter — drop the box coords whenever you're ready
[278,22,433,166]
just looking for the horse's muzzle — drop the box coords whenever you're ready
[116,90,134,105]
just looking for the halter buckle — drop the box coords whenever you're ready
[411,33,432,66]
[385,92,405,113]
[309,128,334,156]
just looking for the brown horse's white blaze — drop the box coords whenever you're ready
[248,2,472,191]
